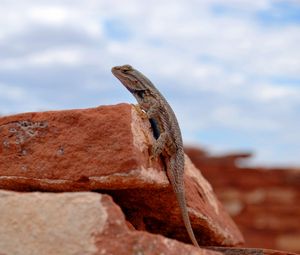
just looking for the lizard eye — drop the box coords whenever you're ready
[121,65,133,73]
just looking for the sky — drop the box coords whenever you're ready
[0,0,299,167]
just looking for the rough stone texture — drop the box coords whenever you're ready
[0,190,222,255]
[109,155,244,247]
[207,247,299,255]
[185,147,300,253]
[0,104,243,246]
[0,104,154,191]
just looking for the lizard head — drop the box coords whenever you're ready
[112,64,145,92]
[111,65,156,103]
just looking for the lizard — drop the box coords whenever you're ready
[111,64,199,247]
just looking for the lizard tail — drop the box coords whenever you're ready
[175,190,200,247]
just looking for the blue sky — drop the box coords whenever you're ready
[0,0,299,167]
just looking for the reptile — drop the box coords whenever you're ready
[111,64,199,247]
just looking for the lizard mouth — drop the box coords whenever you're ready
[111,66,121,75]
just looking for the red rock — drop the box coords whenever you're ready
[207,247,299,255]
[185,147,300,253]
[0,104,150,189]
[0,104,243,246]
[112,155,244,246]
[0,190,222,255]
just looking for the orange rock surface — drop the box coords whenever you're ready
[0,190,221,255]
[185,147,300,253]
[0,104,243,247]
[208,247,299,255]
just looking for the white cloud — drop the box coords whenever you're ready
[0,48,85,70]
[28,6,69,26]
[28,48,83,66]
[0,0,299,166]
[254,84,299,102]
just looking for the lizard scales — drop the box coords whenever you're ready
[112,64,199,247]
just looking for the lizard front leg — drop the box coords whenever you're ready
[143,99,160,120]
